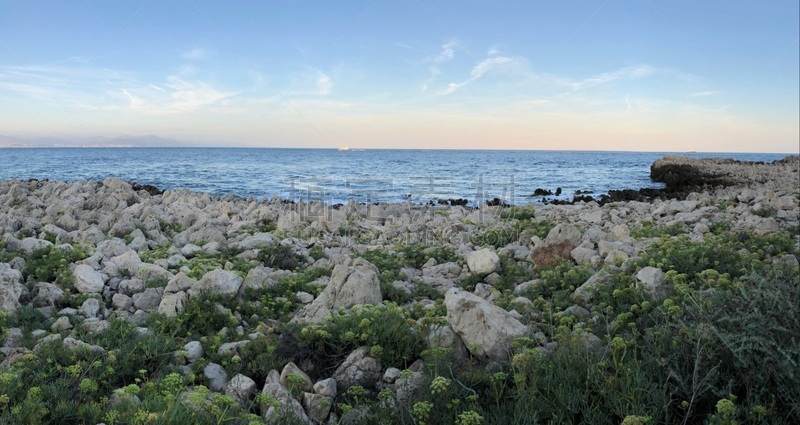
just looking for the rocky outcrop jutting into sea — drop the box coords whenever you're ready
[650,154,800,190]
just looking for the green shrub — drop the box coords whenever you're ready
[641,231,797,282]
[381,281,412,305]
[752,206,777,217]
[309,245,325,261]
[298,302,425,375]
[473,218,554,248]
[492,254,534,291]
[239,267,331,322]
[398,243,458,269]
[257,243,305,271]
[2,305,46,335]
[79,318,181,387]
[182,249,257,280]
[459,273,483,291]
[412,281,443,300]
[22,245,88,288]
[524,259,594,312]
[208,335,285,386]
[149,294,238,339]
[660,270,800,423]
[500,206,537,221]
[362,245,459,302]
[630,221,688,238]
[0,316,181,425]
[360,248,404,285]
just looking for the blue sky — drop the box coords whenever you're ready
[0,0,797,152]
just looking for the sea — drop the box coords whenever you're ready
[0,148,791,206]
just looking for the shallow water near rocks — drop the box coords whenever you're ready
[0,148,788,205]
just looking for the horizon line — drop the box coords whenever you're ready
[0,145,796,156]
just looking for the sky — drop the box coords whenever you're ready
[0,1,798,153]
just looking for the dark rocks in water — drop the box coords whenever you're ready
[437,198,469,206]
[570,195,597,204]
[532,187,561,197]
[550,188,686,206]
[485,198,508,207]
[575,189,593,195]
[131,182,163,196]
[598,188,675,204]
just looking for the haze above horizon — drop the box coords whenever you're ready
[1,1,797,153]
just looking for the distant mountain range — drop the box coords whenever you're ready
[0,135,245,148]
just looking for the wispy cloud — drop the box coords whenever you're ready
[316,72,332,95]
[106,76,239,114]
[434,41,458,63]
[688,90,717,97]
[159,76,238,113]
[420,66,441,92]
[439,56,526,95]
[120,89,144,109]
[182,47,208,60]
[560,65,659,91]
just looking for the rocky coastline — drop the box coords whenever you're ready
[0,155,798,424]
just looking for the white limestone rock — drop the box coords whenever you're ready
[73,264,105,294]
[0,264,25,312]
[466,248,500,276]
[444,288,529,361]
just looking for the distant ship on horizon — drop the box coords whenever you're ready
[338,146,351,151]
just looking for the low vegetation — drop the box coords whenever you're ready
[0,186,798,424]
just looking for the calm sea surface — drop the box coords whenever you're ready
[0,148,790,205]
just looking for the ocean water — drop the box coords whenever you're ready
[0,148,790,205]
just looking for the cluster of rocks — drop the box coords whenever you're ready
[0,155,798,423]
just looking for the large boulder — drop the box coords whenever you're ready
[158,291,187,317]
[262,370,310,424]
[204,363,229,392]
[225,374,258,408]
[280,362,312,393]
[111,250,171,282]
[73,264,105,294]
[132,287,164,310]
[293,259,381,323]
[31,282,65,308]
[636,267,668,299]
[444,288,529,361]
[302,392,333,424]
[195,269,243,297]
[530,224,582,267]
[572,270,613,303]
[18,237,53,255]
[465,248,500,276]
[427,324,469,364]
[332,346,382,391]
[0,263,25,312]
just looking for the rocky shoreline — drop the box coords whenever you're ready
[0,155,798,424]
